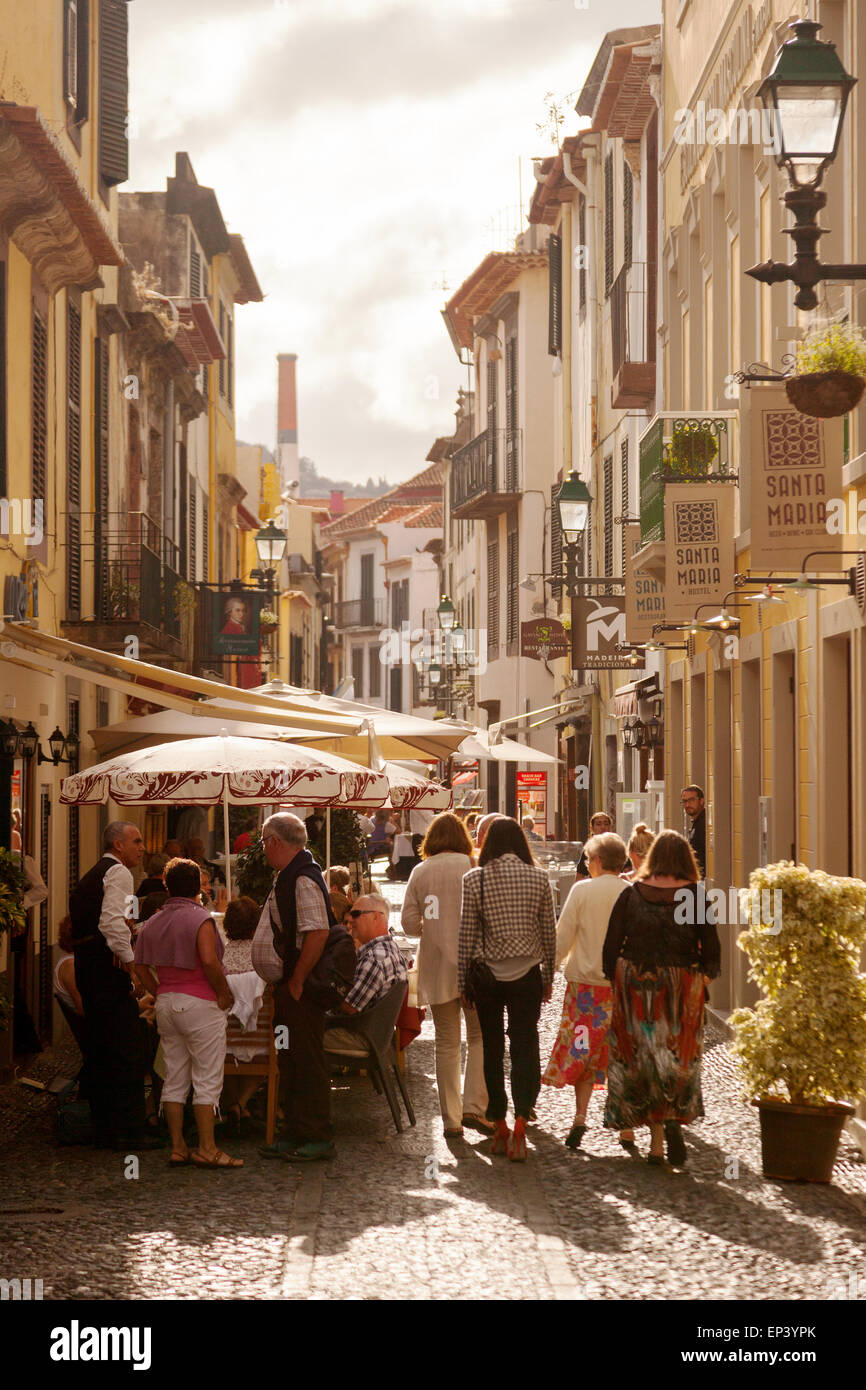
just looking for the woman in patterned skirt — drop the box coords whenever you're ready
[542,832,637,1151]
[602,830,721,1167]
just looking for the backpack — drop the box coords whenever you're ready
[266,889,358,1010]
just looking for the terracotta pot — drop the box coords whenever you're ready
[785,370,865,418]
[753,1096,854,1183]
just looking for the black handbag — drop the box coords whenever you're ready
[464,869,497,1004]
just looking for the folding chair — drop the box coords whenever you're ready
[223,985,279,1145]
[323,979,416,1133]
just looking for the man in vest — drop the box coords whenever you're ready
[256,812,337,1163]
[69,821,161,1150]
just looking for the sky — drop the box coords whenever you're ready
[129,0,659,486]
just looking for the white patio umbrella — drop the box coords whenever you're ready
[60,734,390,899]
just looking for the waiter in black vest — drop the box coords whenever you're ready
[69,821,160,1150]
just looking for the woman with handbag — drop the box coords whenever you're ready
[401,812,492,1139]
[458,818,556,1161]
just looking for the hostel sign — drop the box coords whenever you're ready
[748,386,844,569]
[664,484,736,623]
[624,525,664,641]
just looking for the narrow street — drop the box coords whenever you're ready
[2,876,864,1303]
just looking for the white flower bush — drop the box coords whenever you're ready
[730,861,866,1106]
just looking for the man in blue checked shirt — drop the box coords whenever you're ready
[338,894,407,1017]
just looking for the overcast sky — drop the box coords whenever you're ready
[129,0,658,486]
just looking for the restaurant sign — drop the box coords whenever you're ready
[664,484,736,623]
[624,525,664,642]
[520,618,570,661]
[207,588,265,657]
[748,385,845,570]
[570,596,633,669]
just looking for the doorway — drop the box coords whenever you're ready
[771,651,797,862]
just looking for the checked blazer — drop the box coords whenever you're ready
[458,853,556,993]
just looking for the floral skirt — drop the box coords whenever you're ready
[603,958,706,1129]
[542,981,613,1089]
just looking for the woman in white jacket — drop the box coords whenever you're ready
[401,812,492,1137]
[542,831,637,1153]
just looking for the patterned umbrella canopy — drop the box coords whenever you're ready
[381,762,451,811]
[59,735,390,809]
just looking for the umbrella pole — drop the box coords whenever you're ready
[223,793,232,902]
[326,807,331,872]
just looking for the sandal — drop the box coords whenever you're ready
[191,1148,244,1169]
[489,1121,511,1156]
[565,1122,587,1150]
[169,1151,191,1168]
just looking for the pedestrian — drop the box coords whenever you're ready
[620,822,655,881]
[255,812,338,1164]
[138,853,168,898]
[575,811,613,879]
[602,829,721,1167]
[68,821,160,1150]
[472,812,501,862]
[325,866,353,923]
[522,816,543,843]
[401,812,492,1139]
[680,785,706,877]
[134,858,242,1169]
[459,818,556,1161]
[542,832,637,1152]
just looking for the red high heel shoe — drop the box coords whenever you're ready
[507,1117,527,1161]
[489,1120,511,1155]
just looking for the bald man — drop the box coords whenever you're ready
[474,813,502,852]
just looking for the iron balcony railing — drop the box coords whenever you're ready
[450,427,522,512]
[79,511,188,639]
[638,412,739,545]
[334,597,386,629]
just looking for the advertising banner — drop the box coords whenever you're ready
[520,618,570,661]
[664,484,736,623]
[517,770,548,838]
[749,385,845,570]
[570,595,633,669]
[209,589,264,657]
[624,525,665,642]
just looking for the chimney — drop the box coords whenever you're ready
[330,490,344,517]
[277,353,299,489]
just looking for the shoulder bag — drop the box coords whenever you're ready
[464,869,498,1004]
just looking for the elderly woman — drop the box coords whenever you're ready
[602,830,721,1167]
[542,832,636,1151]
[134,858,242,1170]
[459,818,556,1161]
[401,811,491,1139]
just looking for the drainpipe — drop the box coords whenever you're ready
[163,379,175,545]
[562,143,600,443]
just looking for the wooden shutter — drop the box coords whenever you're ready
[604,150,614,297]
[487,539,500,655]
[603,455,613,577]
[548,232,562,355]
[620,438,629,517]
[352,646,365,698]
[506,527,518,644]
[368,644,381,698]
[190,246,202,299]
[550,482,562,600]
[94,337,109,616]
[189,478,197,582]
[178,443,188,578]
[623,160,633,272]
[505,336,518,490]
[578,197,587,313]
[31,309,48,503]
[65,1,79,109]
[99,0,129,187]
[486,358,498,489]
[227,312,234,410]
[67,304,82,620]
[202,495,209,579]
[218,303,226,397]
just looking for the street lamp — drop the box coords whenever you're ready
[254,520,288,571]
[748,20,863,310]
[428,662,443,687]
[437,595,456,632]
[556,471,592,543]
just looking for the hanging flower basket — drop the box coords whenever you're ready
[785,370,865,418]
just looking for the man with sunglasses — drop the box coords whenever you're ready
[326,896,407,1045]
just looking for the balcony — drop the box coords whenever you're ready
[335,598,386,630]
[638,412,739,547]
[450,428,521,520]
[62,512,192,661]
[610,262,655,409]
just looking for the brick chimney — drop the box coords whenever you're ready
[277,352,299,489]
[330,490,344,516]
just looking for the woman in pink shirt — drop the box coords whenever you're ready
[134,858,242,1169]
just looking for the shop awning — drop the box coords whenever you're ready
[613,676,660,719]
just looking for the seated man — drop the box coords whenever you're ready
[522,816,543,843]
[325,895,407,1047]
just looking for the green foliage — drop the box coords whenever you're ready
[235,837,274,906]
[0,848,28,937]
[234,811,367,904]
[730,862,866,1105]
[794,321,866,378]
[667,426,719,476]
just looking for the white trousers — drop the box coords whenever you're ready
[429,998,488,1129]
[156,993,227,1108]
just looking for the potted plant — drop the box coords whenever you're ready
[730,861,866,1183]
[786,321,866,418]
[0,848,28,938]
[259,608,279,632]
[666,424,719,478]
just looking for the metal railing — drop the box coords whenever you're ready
[638,412,739,545]
[334,597,385,629]
[451,428,522,511]
[87,511,187,639]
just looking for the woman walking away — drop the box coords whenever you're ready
[602,830,721,1167]
[621,822,655,881]
[134,858,243,1170]
[459,819,556,1161]
[402,812,491,1138]
[542,832,638,1153]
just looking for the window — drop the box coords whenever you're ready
[352,647,365,698]
[368,645,381,698]
[65,1,90,134]
[620,438,629,518]
[31,309,47,506]
[506,527,519,645]
[578,197,587,313]
[603,455,613,577]
[487,539,500,657]
[94,338,110,616]
[486,358,498,485]
[202,496,209,578]
[389,667,403,713]
[98,0,129,187]
[188,478,197,582]
[391,578,408,629]
[190,246,202,299]
[218,303,226,397]
[226,311,234,410]
[290,635,304,686]
[505,336,518,490]
[550,482,562,600]
[548,232,562,355]
[67,304,82,619]
[623,160,633,271]
[604,150,614,297]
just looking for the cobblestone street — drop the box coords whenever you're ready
[2,882,865,1302]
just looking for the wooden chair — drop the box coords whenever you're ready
[223,985,279,1145]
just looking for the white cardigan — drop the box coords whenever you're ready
[401,852,472,1006]
[555,874,630,988]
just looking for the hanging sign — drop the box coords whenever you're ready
[209,589,265,657]
[570,595,633,668]
[664,484,736,623]
[748,385,845,569]
[520,618,570,661]
[624,525,665,641]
